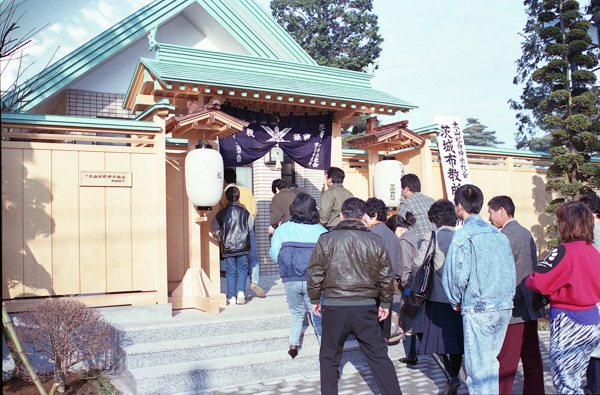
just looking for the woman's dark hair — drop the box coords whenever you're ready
[386,212,416,232]
[579,193,600,218]
[556,201,594,244]
[428,199,457,228]
[290,193,320,225]
[366,198,388,222]
[454,184,483,214]
[272,179,288,194]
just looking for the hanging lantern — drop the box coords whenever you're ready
[374,158,406,208]
[185,142,224,210]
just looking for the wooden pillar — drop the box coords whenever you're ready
[152,114,169,305]
[367,149,379,198]
[420,135,434,197]
[330,121,342,168]
[168,135,225,313]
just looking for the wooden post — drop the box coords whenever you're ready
[330,121,343,168]
[168,135,225,313]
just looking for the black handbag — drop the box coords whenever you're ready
[401,231,436,318]
[532,292,550,311]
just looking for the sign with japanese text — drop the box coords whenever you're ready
[434,115,471,201]
[80,171,132,187]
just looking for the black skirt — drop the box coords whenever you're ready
[419,300,464,355]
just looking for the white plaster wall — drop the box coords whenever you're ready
[2,0,154,89]
[2,0,254,93]
[68,13,213,93]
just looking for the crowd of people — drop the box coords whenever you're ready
[212,166,600,395]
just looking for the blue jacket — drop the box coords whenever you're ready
[442,214,516,314]
[270,221,327,282]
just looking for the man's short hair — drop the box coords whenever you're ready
[225,186,240,203]
[224,168,237,184]
[326,167,345,184]
[272,179,288,194]
[400,174,421,193]
[454,184,483,214]
[488,195,515,217]
[366,198,388,222]
[340,197,366,221]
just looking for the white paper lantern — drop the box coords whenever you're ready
[374,159,406,208]
[185,144,224,210]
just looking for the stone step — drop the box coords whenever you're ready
[117,312,295,346]
[121,327,320,369]
[123,340,408,394]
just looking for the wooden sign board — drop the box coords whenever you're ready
[80,171,132,187]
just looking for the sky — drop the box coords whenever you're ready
[255,0,529,148]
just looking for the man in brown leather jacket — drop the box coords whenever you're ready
[308,198,401,395]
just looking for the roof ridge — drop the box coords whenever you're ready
[233,0,316,65]
[9,0,322,112]
[153,43,373,88]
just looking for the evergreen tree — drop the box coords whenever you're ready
[270,0,383,71]
[462,118,504,147]
[512,0,600,247]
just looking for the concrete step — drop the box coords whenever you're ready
[123,340,408,394]
[121,327,320,369]
[117,312,295,346]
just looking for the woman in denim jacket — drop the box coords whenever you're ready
[270,193,327,359]
[442,184,516,395]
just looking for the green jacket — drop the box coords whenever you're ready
[319,183,353,228]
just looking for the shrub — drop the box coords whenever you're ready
[16,299,113,393]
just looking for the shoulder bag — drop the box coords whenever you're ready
[401,231,436,318]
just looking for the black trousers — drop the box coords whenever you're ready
[320,305,402,395]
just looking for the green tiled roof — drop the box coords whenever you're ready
[1,112,162,132]
[155,44,372,88]
[134,44,417,111]
[5,0,316,112]
[199,0,316,64]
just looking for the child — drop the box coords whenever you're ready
[213,186,253,305]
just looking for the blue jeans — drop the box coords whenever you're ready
[463,309,511,394]
[248,229,259,284]
[283,281,321,345]
[224,255,248,299]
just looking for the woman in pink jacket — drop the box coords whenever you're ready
[526,201,600,394]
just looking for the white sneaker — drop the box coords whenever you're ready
[237,292,245,305]
[228,296,237,305]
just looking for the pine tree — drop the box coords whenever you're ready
[514,0,600,247]
[270,0,383,71]
[462,118,504,147]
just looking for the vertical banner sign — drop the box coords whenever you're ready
[434,115,472,201]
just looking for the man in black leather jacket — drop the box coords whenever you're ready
[308,198,401,395]
[213,187,254,305]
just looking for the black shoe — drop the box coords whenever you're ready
[288,347,298,359]
[398,357,418,365]
[440,377,460,395]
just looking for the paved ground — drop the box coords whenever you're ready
[201,331,556,395]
